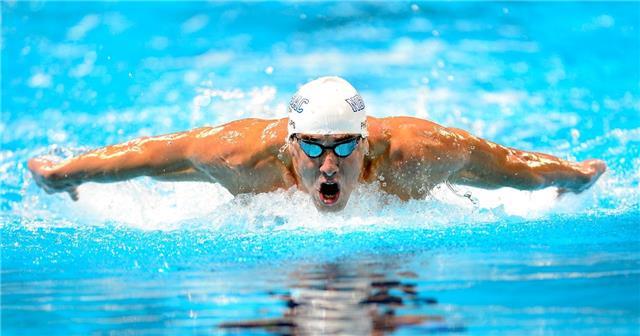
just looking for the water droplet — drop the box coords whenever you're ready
[571,129,580,142]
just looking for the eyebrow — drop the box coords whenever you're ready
[299,135,357,142]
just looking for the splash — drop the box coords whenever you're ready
[12,170,625,233]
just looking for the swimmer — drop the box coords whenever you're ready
[28,76,606,212]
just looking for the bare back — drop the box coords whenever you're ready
[189,116,472,199]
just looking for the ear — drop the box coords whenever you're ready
[361,138,370,156]
[286,139,299,159]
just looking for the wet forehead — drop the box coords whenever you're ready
[298,133,359,143]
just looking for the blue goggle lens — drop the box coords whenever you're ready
[334,140,358,157]
[298,138,359,158]
[299,141,323,158]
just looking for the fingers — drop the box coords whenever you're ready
[28,157,55,189]
[556,187,570,199]
[582,159,607,188]
[27,157,55,175]
[67,188,79,201]
[28,156,78,199]
[581,159,607,176]
[559,160,607,196]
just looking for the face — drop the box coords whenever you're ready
[289,134,368,212]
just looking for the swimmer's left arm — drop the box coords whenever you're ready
[446,128,606,193]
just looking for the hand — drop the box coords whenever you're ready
[557,159,607,196]
[27,157,79,201]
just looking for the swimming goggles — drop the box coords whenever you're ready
[294,136,361,158]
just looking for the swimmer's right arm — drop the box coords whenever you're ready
[28,128,212,201]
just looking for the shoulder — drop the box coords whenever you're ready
[369,117,468,171]
[187,118,288,163]
[190,118,286,140]
[368,116,466,159]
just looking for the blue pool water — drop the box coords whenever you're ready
[2,1,640,334]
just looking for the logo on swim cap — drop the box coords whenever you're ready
[289,94,309,114]
[345,94,365,113]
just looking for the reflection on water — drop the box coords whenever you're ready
[220,262,464,335]
[2,218,638,334]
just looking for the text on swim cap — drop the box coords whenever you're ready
[289,94,309,113]
[345,94,365,113]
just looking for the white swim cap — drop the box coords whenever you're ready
[287,76,368,138]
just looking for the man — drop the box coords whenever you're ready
[28,76,606,212]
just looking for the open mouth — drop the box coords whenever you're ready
[319,182,340,205]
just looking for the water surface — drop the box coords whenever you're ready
[2,1,639,335]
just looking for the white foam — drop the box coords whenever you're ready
[20,177,600,232]
[68,180,232,230]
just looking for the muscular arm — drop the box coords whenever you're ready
[27,128,211,200]
[28,118,291,200]
[447,127,606,193]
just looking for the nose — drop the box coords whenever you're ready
[319,152,338,178]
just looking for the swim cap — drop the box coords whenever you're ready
[287,76,368,138]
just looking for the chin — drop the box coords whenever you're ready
[312,180,354,212]
[313,194,349,212]
[315,202,347,212]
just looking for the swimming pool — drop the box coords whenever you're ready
[2,1,639,334]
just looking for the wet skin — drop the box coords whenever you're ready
[289,134,368,212]
[28,116,607,211]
